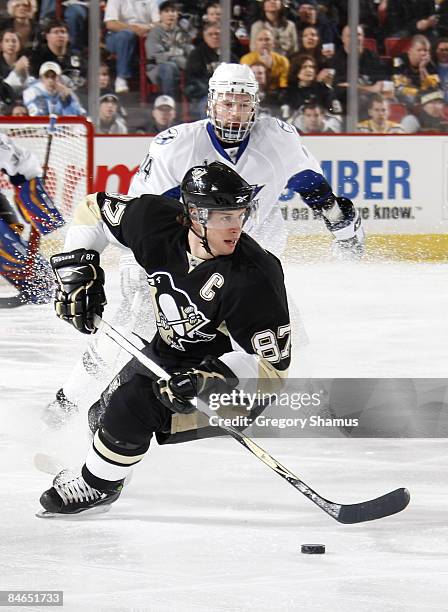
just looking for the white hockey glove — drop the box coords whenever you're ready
[322,197,365,259]
[290,170,365,259]
[51,249,106,334]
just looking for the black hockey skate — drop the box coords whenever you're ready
[42,388,79,429]
[37,470,122,518]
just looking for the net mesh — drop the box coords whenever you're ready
[0,117,93,257]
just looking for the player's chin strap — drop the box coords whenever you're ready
[188,224,216,258]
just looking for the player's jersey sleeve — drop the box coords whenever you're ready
[128,124,192,198]
[63,193,116,252]
[0,133,42,180]
[73,192,183,268]
[219,251,291,386]
[275,120,323,184]
[65,191,150,257]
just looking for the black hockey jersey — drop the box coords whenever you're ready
[95,191,291,379]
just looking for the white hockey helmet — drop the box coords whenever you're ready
[207,63,259,144]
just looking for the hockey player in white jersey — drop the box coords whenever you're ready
[0,131,63,306]
[44,63,364,425]
[128,63,364,257]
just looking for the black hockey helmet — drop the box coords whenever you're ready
[181,161,258,228]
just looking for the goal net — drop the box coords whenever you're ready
[0,116,94,257]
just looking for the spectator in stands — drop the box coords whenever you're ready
[0,29,31,93]
[135,94,177,133]
[104,0,160,94]
[31,19,84,79]
[292,24,335,85]
[294,101,340,133]
[294,0,337,46]
[23,60,85,116]
[97,93,128,134]
[249,0,298,58]
[357,93,405,133]
[401,86,447,132]
[0,0,38,51]
[386,0,439,41]
[392,34,439,107]
[284,53,336,115]
[359,1,382,38]
[297,25,334,66]
[39,1,89,55]
[324,0,385,35]
[241,28,289,91]
[203,2,221,25]
[202,1,246,57]
[433,37,448,102]
[331,24,390,114]
[145,1,194,99]
[65,1,89,55]
[184,22,227,119]
[249,61,282,114]
[10,100,28,115]
[99,62,114,96]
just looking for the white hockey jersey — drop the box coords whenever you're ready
[0,132,42,180]
[128,117,323,257]
[64,117,323,256]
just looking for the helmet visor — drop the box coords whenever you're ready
[188,203,257,229]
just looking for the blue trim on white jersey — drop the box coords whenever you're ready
[163,185,181,200]
[205,122,250,164]
[286,170,330,203]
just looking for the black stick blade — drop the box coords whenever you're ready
[337,487,410,524]
[0,294,26,308]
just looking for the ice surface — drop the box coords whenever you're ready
[1,262,447,611]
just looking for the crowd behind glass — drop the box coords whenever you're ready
[0,0,447,135]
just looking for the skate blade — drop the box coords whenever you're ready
[35,504,113,519]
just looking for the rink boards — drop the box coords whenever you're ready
[90,134,448,261]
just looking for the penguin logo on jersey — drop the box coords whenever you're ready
[147,272,216,351]
[154,127,178,145]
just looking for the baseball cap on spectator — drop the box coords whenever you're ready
[159,1,177,11]
[296,0,318,6]
[419,88,444,106]
[39,61,62,76]
[154,95,176,109]
[99,93,119,104]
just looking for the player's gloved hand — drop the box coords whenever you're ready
[154,356,239,415]
[332,236,365,260]
[50,249,106,334]
[322,197,365,260]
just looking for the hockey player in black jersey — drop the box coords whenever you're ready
[38,162,291,517]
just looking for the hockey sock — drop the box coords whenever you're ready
[83,427,150,491]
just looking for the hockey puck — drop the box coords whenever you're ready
[301,544,325,554]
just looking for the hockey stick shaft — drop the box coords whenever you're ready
[26,114,57,266]
[93,316,410,523]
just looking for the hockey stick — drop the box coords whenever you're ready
[93,315,411,524]
[26,113,57,275]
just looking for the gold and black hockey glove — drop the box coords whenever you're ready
[154,356,239,415]
[50,249,106,334]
